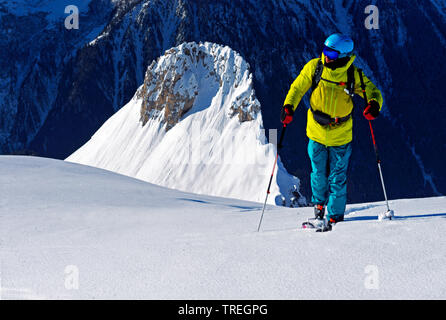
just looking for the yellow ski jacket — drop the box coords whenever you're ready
[284,53,383,146]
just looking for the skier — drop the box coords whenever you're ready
[280,33,383,231]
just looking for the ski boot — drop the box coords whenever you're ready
[302,204,330,231]
[319,217,336,232]
[314,204,325,220]
[302,216,332,232]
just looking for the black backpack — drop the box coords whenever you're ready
[311,58,356,97]
[309,58,363,126]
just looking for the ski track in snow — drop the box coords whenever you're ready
[1,156,445,300]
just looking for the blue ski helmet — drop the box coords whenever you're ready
[323,33,354,59]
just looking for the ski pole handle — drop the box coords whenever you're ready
[277,124,287,150]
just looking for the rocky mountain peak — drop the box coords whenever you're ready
[138,42,260,130]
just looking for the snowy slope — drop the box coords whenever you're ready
[67,42,302,206]
[1,156,445,299]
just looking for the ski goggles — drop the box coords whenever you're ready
[323,46,341,60]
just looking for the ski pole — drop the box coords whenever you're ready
[257,124,287,232]
[358,70,393,219]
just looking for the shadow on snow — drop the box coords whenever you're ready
[177,198,260,212]
[345,212,446,222]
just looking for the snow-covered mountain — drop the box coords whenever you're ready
[1,0,445,203]
[1,156,445,299]
[0,0,114,153]
[67,42,303,205]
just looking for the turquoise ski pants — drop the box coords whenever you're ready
[308,139,352,221]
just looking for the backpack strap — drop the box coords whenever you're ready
[357,68,369,105]
[344,65,356,97]
[311,58,358,103]
[312,59,356,97]
[357,68,366,92]
[311,59,324,91]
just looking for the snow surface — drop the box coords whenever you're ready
[67,42,301,206]
[1,156,445,299]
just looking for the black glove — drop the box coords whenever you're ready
[280,104,294,124]
[363,100,380,120]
